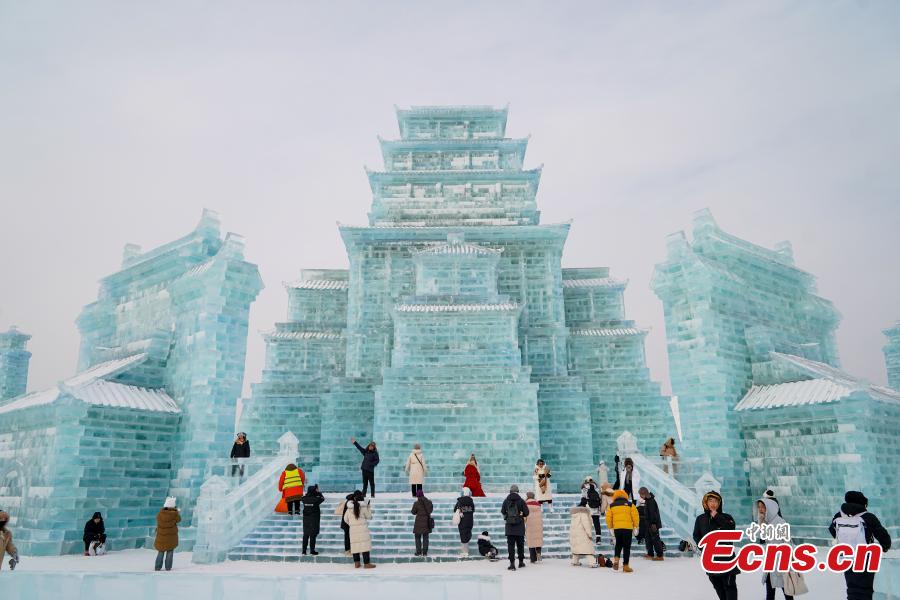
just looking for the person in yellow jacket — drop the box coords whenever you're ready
[279,463,305,516]
[605,489,640,572]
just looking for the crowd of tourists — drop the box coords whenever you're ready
[0,432,892,600]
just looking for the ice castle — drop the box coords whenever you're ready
[240,106,673,493]
[0,211,263,554]
[1,105,897,557]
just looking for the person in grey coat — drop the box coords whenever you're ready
[411,489,434,557]
[500,485,530,571]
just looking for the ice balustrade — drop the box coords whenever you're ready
[192,431,299,564]
[617,431,720,549]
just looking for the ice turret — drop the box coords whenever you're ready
[0,326,31,403]
[885,321,900,391]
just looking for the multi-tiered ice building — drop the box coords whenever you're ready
[0,211,262,554]
[240,106,673,492]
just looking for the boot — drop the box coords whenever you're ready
[518,559,526,568]
[364,563,376,569]
[623,564,634,573]
[354,561,361,569]
[508,563,516,571]
[652,556,664,561]
[613,557,619,571]
[537,550,542,563]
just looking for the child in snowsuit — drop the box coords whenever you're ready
[477,530,499,561]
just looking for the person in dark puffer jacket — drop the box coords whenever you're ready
[351,437,380,498]
[828,490,892,600]
[693,491,738,600]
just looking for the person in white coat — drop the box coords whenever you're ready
[597,459,609,486]
[533,459,552,504]
[405,443,427,497]
[758,497,793,599]
[343,491,376,569]
[569,498,598,567]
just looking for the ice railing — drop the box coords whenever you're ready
[617,431,720,551]
[202,457,272,488]
[192,431,299,564]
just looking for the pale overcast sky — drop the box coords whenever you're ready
[1,1,898,397]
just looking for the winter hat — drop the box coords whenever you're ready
[481,531,490,536]
[763,489,778,500]
[845,491,868,507]
[757,498,781,524]
[638,487,649,496]
[416,489,425,498]
[509,484,519,493]
[462,487,471,497]
[623,457,634,467]
[164,496,177,509]
[702,491,723,511]
[92,512,103,520]
[526,491,535,499]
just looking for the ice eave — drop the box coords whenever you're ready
[283,279,350,291]
[562,277,628,290]
[394,302,520,313]
[0,353,180,416]
[366,167,542,193]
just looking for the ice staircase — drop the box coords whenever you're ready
[226,493,694,563]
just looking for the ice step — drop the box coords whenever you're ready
[227,495,694,563]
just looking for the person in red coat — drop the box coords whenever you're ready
[278,463,305,515]
[464,454,486,497]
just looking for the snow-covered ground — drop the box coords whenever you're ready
[10,549,852,599]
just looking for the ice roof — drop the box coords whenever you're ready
[569,328,646,337]
[562,278,628,289]
[0,354,180,415]
[395,303,518,313]
[414,241,502,257]
[735,352,900,411]
[284,279,350,290]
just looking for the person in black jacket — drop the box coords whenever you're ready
[639,487,664,560]
[693,490,738,600]
[500,485,530,571]
[339,491,357,556]
[230,432,250,477]
[454,487,476,557]
[828,490,892,600]
[83,512,106,555]
[350,437,379,498]
[301,484,324,556]
[411,489,434,557]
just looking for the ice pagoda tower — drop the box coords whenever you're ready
[0,327,31,404]
[885,322,900,391]
[245,106,672,492]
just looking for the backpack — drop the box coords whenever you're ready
[505,499,523,526]
[587,487,601,509]
[834,512,868,546]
